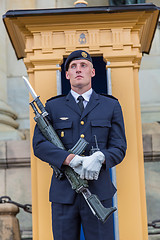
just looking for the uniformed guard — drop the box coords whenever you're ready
[33,50,127,240]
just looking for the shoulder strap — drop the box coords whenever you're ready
[47,94,66,102]
[100,93,118,101]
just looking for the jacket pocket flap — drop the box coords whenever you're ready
[91,120,111,128]
[54,121,72,130]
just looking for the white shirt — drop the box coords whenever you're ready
[71,88,93,108]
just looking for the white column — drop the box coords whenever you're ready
[0,0,23,140]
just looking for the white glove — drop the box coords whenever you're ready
[80,151,105,180]
[69,155,84,175]
[69,154,100,176]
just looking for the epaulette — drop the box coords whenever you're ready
[100,93,118,101]
[47,94,66,102]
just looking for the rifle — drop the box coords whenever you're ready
[23,76,116,223]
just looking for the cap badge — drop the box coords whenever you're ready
[81,52,87,58]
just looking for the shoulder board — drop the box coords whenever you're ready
[47,94,66,102]
[100,93,118,101]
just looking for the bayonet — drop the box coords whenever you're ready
[23,76,37,100]
[23,76,48,117]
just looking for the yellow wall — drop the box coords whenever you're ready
[110,65,147,239]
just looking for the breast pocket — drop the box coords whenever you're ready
[54,121,73,145]
[91,120,111,143]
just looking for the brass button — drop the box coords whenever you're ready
[80,121,84,125]
[61,131,64,137]
[80,134,85,138]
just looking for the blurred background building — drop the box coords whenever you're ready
[0,0,160,239]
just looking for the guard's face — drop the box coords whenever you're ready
[66,59,95,93]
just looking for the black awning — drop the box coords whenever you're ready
[3,3,160,19]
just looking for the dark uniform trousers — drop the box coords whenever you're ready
[33,90,127,240]
[52,195,114,240]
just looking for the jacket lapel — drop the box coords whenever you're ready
[81,90,100,119]
[65,90,100,118]
[65,92,81,115]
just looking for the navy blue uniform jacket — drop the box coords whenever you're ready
[33,90,127,204]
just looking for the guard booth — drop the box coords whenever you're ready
[3,3,160,240]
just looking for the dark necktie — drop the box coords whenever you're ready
[77,96,84,114]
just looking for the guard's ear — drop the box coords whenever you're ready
[66,71,70,80]
[91,68,95,78]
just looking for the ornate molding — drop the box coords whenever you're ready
[0,100,18,129]
[65,31,76,52]
[41,31,53,53]
[24,27,142,72]
[0,100,24,140]
[112,29,124,50]
[88,29,100,51]
[3,6,159,60]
